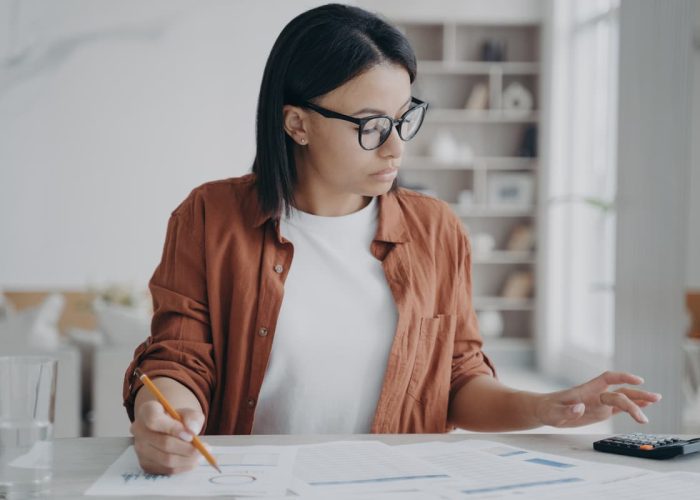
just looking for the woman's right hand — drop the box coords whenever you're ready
[130,400,207,475]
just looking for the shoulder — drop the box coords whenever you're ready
[171,173,256,218]
[390,187,463,239]
[392,186,450,210]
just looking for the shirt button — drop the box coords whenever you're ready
[258,327,268,337]
[273,264,284,274]
[247,398,256,408]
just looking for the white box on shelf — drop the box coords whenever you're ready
[487,172,535,208]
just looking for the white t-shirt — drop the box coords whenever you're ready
[251,197,399,434]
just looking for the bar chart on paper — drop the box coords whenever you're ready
[84,445,297,496]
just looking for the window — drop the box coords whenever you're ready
[544,0,619,382]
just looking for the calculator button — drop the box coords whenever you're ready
[639,445,654,450]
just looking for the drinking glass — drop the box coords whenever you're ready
[0,356,57,498]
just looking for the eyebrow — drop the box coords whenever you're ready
[351,96,412,117]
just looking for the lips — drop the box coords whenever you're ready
[372,167,398,176]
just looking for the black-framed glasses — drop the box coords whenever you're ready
[301,97,429,151]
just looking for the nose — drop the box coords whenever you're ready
[378,125,403,159]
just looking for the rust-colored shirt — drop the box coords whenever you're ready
[123,173,496,434]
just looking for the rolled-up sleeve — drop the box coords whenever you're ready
[449,218,497,402]
[122,191,215,425]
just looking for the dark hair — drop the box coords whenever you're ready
[252,3,417,218]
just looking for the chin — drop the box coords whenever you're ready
[361,182,393,197]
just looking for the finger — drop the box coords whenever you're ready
[177,408,205,436]
[614,387,662,403]
[149,432,202,459]
[138,454,199,476]
[132,419,192,451]
[145,442,200,471]
[134,439,190,476]
[133,438,200,478]
[611,398,655,414]
[600,392,648,423]
[139,401,187,437]
[596,371,645,387]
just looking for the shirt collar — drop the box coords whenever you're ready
[247,181,410,244]
[374,190,411,243]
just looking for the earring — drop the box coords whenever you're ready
[299,138,307,145]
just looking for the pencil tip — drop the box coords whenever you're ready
[215,465,222,473]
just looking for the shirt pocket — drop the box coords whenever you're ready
[407,314,456,405]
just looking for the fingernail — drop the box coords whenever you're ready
[640,413,649,423]
[178,431,193,442]
[572,403,585,414]
[186,418,203,435]
[655,393,662,400]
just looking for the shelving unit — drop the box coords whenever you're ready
[393,19,542,366]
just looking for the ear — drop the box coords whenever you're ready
[282,105,310,146]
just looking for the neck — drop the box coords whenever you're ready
[293,185,372,217]
[293,153,372,217]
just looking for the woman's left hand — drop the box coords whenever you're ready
[534,371,662,428]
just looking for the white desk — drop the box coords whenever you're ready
[40,433,700,498]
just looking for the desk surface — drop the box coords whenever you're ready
[44,434,700,498]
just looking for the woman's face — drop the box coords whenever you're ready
[284,62,412,202]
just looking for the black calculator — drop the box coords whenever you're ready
[594,433,700,459]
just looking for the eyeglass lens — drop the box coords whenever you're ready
[360,105,426,150]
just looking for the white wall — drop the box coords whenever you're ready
[355,0,543,23]
[689,5,700,289]
[0,0,324,289]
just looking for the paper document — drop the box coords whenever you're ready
[292,441,450,495]
[397,440,584,496]
[397,440,654,498]
[443,440,647,482]
[532,471,700,499]
[85,439,698,498]
[85,445,297,496]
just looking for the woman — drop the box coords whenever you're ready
[123,3,661,475]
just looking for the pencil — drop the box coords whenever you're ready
[134,367,221,473]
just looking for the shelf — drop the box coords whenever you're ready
[418,60,540,75]
[473,297,535,311]
[402,156,536,171]
[450,204,536,217]
[394,18,541,350]
[473,251,536,264]
[427,109,538,123]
